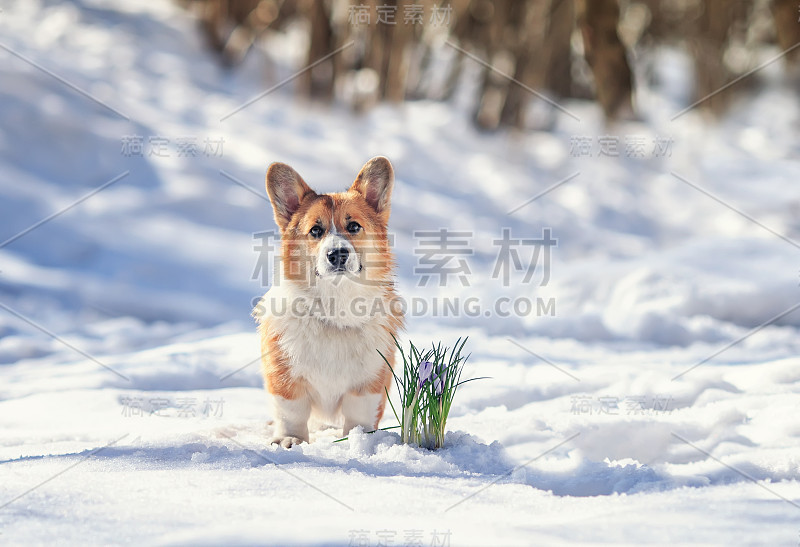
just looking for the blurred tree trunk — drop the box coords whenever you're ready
[772,0,800,65]
[690,0,733,115]
[472,0,511,130]
[577,0,634,119]
[397,0,431,101]
[688,0,754,116]
[198,0,229,53]
[441,0,486,102]
[499,0,549,128]
[195,0,285,66]
[385,1,413,102]
[300,0,336,99]
[361,0,392,100]
[545,0,575,98]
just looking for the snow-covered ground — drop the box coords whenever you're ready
[1,0,800,544]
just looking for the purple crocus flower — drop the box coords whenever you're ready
[433,368,448,396]
[418,361,434,387]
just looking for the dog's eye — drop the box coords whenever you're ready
[346,221,361,234]
[309,225,324,238]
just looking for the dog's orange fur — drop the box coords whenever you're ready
[260,330,307,400]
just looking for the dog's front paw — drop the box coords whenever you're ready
[270,436,305,448]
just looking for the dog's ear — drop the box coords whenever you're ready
[266,162,315,231]
[350,156,394,217]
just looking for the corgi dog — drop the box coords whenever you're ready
[254,157,403,448]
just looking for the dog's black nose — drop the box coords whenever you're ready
[326,247,349,268]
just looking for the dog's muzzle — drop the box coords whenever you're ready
[316,234,359,276]
[326,247,349,272]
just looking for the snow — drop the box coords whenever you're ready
[1,0,800,544]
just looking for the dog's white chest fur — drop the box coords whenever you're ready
[261,282,392,417]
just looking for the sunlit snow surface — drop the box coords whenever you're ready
[1,0,799,544]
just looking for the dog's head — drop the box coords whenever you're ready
[265,157,394,289]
